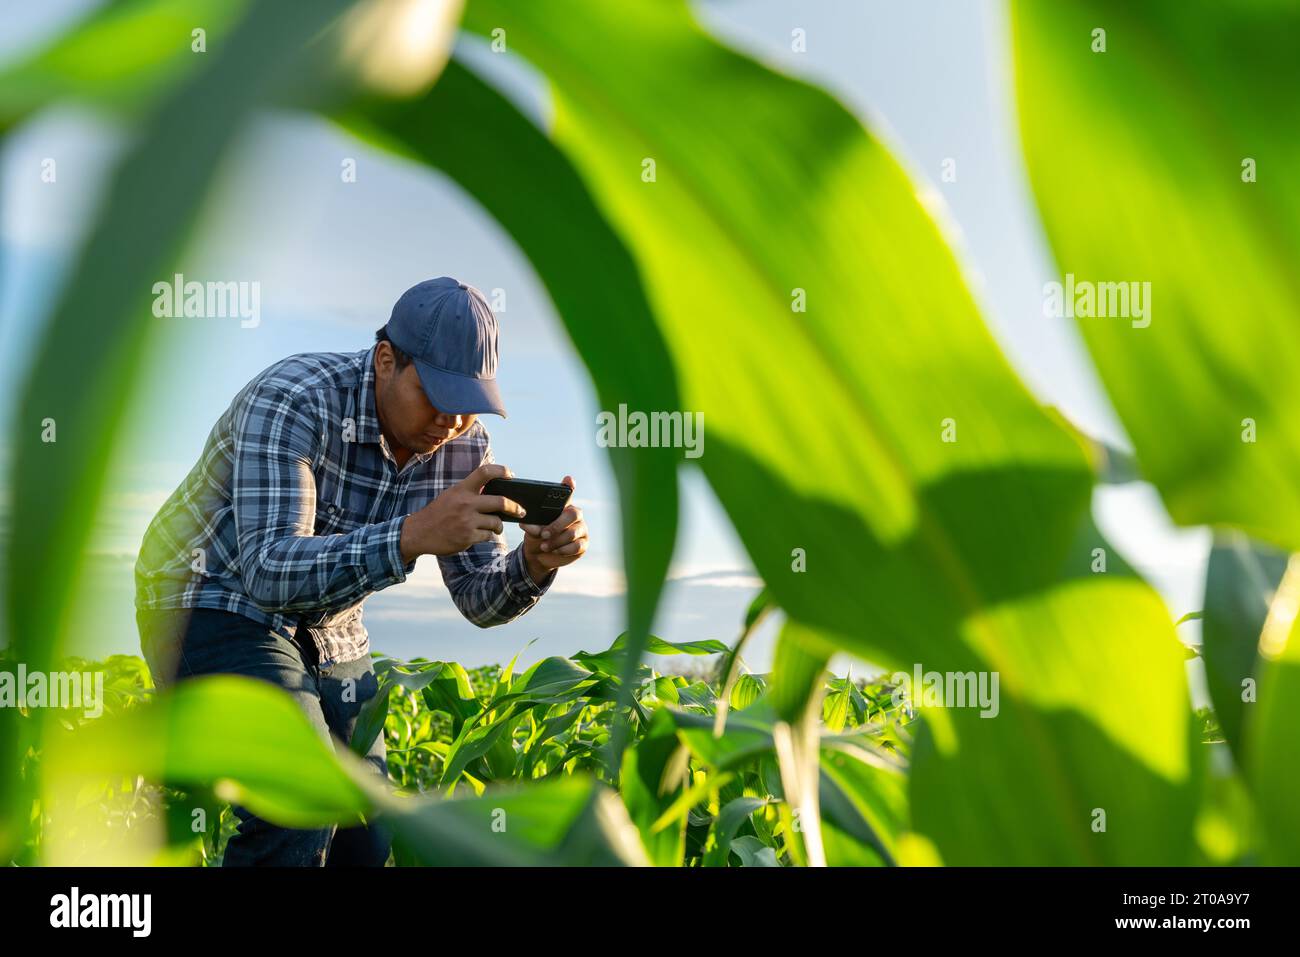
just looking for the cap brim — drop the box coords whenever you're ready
[412,357,507,418]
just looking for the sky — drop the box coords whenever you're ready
[0,1,1210,694]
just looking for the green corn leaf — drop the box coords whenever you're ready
[1012,0,1300,549]
[375,659,460,692]
[572,633,729,678]
[743,589,775,632]
[703,796,769,868]
[482,657,599,711]
[729,835,779,868]
[45,676,372,830]
[666,705,776,773]
[1246,556,1300,864]
[653,677,681,704]
[349,681,394,758]
[728,674,766,712]
[1202,533,1288,761]
[492,639,537,701]
[714,588,777,735]
[674,682,718,715]
[0,0,249,131]
[420,662,482,738]
[439,710,517,788]
[456,0,1196,863]
[818,741,909,867]
[767,623,832,726]
[521,703,587,778]
[823,685,852,735]
[620,708,688,865]
[381,775,647,866]
[0,0,360,861]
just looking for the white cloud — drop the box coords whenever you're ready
[666,565,764,590]
[366,605,467,623]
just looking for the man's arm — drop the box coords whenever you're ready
[437,533,554,628]
[432,445,555,627]
[232,384,410,612]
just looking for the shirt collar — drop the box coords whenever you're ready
[355,345,383,445]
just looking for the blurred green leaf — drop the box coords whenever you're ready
[652,676,680,704]
[713,588,775,735]
[4,0,1242,868]
[47,676,372,828]
[1051,411,1141,486]
[0,0,358,860]
[1012,0,1300,549]
[1202,533,1287,761]
[767,622,832,725]
[453,0,1198,863]
[384,776,646,866]
[0,0,248,131]
[1246,556,1300,864]
[743,589,774,632]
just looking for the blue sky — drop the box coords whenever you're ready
[0,1,1210,690]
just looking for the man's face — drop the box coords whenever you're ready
[374,343,476,456]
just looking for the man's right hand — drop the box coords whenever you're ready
[399,463,526,563]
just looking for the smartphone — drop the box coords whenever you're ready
[482,477,573,525]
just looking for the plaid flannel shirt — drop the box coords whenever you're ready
[134,345,552,666]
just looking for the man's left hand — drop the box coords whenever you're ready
[521,475,588,584]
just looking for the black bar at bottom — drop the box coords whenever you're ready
[0,866,1283,940]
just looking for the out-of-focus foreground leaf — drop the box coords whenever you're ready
[0,0,361,858]
[1201,534,1287,761]
[1011,0,1300,549]
[0,0,248,132]
[767,622,832,726]
[620,708,688,866]
[1200,533,1298,862]
[46,677,372,832]
[1247,557,1300,863]
[447,0,1196,863]
[386,774,647,866]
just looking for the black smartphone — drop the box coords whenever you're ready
[482,477,573,525]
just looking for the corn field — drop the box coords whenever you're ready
[1,0,1297,868]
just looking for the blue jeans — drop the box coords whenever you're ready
[136,606,391,866]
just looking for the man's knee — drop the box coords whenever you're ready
[326,820,391,867]
[223,807,335,867]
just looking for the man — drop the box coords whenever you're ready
[134,277,589,866]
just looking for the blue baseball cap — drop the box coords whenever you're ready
[384,277,506,418]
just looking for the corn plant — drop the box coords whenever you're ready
[5,599,914,867]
